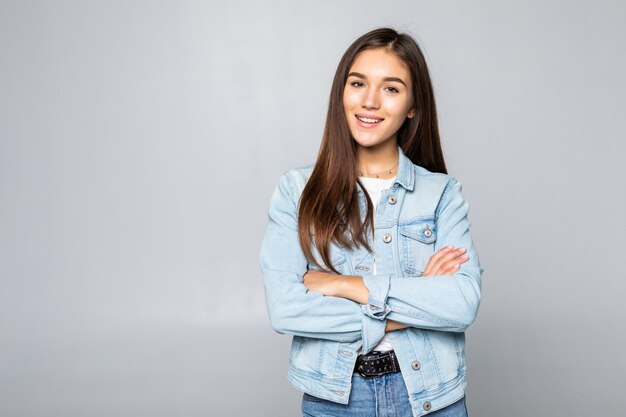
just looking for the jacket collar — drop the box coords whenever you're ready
[394,145,415,191]
[355,145,415,192]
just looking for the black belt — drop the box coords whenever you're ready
[354,350,401,378]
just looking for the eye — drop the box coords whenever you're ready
[385,86,400,93]
[350,81,365,88]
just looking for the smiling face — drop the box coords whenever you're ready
[343,47,416,150]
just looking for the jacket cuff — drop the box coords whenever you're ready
[362,274,391,320]
[360,307,387,353]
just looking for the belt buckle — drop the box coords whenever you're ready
[355,351,395,378]
[356,365,387,378]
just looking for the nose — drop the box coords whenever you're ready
[361,87,380,110]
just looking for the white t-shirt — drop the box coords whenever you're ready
[359,175,396,352]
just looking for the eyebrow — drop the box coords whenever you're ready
[347,72,407,87]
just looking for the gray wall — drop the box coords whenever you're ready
[1,1,625,416]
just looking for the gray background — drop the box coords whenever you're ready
[1,0,625,416]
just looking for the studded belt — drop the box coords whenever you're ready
[354,350,401,378]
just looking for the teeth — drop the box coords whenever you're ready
[357,116,382,123]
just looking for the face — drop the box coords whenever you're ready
[343,47,415,150]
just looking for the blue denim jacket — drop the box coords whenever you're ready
[259,147,483,416]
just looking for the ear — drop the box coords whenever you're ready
[407,109,416,119]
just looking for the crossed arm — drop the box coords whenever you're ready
[260,173,483,352]
[302,245,470,332]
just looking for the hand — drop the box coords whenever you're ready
[303,270,369,304]
[423,245,469,276]
[386,319,408,332]
[303,270,340,297]
[386,246,468,333]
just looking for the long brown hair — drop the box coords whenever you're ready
[298,27,447,273]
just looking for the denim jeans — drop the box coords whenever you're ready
[301,372,468,417]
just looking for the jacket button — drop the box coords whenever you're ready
[387,195,397,205]
[411,360,421,370]
[424,229,432,238]
[423,401,431,411]
[383,234,392,243]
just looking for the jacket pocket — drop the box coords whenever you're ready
[398,218,436,276]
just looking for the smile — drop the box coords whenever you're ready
[355,115,384,124]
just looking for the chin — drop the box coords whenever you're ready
[352,136,392,149]
[353,140,379,148]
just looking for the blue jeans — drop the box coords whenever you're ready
[301,372,468,417]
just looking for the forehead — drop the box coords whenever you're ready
[348,48,410,80]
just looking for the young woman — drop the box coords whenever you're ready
[260,27,483,417]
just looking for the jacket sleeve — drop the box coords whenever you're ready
[360,178,484,332]
[259,172,386,351]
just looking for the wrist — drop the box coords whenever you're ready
[328,274,347,298]
[335,275,368,304]
[326,274,343,298]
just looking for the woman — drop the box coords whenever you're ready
[260,27,483,417]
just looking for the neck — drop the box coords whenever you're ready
[356,139,399,179]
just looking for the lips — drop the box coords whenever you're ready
[355,114,384,125]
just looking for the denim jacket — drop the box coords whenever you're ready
[259,146,483,416]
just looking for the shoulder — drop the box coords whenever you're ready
[275,163,315,203]
[266,164,314,224]
[397,160,465,217]
[411,163,459,196]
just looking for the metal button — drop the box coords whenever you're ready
[387,195,397,205]
[424,228,432,238]
[411,360,421,370]
[356,265,371,272]
[383,233,392,243]
[423,401,431,411]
